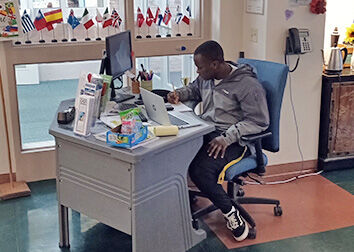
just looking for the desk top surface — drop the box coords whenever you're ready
[49,99,215,163]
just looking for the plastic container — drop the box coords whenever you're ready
[106,125,148,148]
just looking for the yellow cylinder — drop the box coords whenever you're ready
[152,125,179,136]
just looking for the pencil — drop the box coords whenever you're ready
[172,83,176,93]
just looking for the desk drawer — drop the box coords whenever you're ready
[57,140,131,192]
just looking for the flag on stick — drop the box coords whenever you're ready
[34,10,47,31]
[67,9,80,29]
[163,6,171,25]
[96,8,103,23]
[153,7,160,23]
[81,8,94,30]
[102,7,112,28]
[186,5,192,17]
[111,9,122,28]
[182,15,190,25]
[137,7,144,27]
[175,6,183,24]
[146,7,154,26]
[21,10,35,33]
[44,9,63,24]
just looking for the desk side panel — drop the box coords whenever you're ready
[131,138,206,252]
[57,139,132,235]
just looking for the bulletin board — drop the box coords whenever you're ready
[0,0,21,40]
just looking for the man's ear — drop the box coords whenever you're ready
[211,60,219,69]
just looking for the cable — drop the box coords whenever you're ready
[244,170,324,185]
[284,54,300,72]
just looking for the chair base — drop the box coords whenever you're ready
[190,181,282,239]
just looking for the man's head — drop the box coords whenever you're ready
[194,40,225,80]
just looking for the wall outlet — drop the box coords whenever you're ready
[250,28,258,43]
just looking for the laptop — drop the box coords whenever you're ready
[140,88,202,129]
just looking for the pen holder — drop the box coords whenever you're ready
[132,80,140,94]
[140,80,153,91]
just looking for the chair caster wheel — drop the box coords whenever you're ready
[248,227,256,239]
[192,219,199,230]
[237,188,245,197]
[274,205,282,216]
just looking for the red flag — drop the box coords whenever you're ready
[182,15,190,25]
[163,7,172,25]
[46,23,54,31]
[146,7,154,26]
[34,10,47,31]
[153,7,160,23]
[137,7,144,27]
[102,7,112,28]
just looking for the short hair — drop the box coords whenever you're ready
[194,40,224,62]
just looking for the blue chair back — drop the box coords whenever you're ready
[237,58,288,153]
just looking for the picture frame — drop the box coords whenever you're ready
[0,0,22,41]
[246,0,264,15]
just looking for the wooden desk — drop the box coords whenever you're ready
[318,69,354,170]
[49,99,214,252]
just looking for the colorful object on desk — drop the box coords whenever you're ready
[107,125,148,148]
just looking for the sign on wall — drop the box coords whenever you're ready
[0,0,21,40]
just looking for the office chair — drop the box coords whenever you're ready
[190,58,289,239]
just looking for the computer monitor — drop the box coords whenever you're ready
[105,30,133,78]
[99,30,134,102]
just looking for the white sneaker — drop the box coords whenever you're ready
[224,208,249,241]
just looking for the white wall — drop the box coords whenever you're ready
[324,0,354,48]
[218,0,325,165]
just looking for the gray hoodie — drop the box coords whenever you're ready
[176,62,269,145]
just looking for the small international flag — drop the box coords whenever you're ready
[21,10,35,33]
[34,10,47,31]
[186,5,192,17]
[163,6,171,25]
[157,14,163,26]
[81,8,94,30]
[153,7,160,23]
[96,8,103,23]
[102,7,112,28]
[146,7,154,26]
[44,9,63,24]
[175,6,183,24]
[111,9,122,28]
[182,15,190,25]
[137,7,144,28]
[67,9,80,29]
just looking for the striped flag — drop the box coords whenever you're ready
[81,8,94,30]
[102,7,112,28]
[146,7,154,26]
[153,7,160,23]
[163,6,171,25]
[44,9,63,25]
[21,10,35,33]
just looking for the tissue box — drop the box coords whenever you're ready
[106,125,148,148]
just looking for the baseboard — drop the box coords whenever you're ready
[262,159,318,182]
[0,173,16,184]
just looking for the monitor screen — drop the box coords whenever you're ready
[105,30,133,78]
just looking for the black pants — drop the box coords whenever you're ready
[189,131,248,214]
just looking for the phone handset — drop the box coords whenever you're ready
[286,28,312,55]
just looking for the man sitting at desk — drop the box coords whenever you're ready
[167,40,269,241]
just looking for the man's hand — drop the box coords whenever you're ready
[167,91,180,104]
[207,136,229,159]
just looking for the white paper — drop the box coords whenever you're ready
[99,115,121,129]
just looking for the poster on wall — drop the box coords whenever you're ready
[0,0,21,40]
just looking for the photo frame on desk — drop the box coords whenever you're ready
[246,0,264,15]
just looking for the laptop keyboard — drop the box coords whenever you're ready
[168,114,189,126]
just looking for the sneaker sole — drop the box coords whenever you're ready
[233,222,249,242]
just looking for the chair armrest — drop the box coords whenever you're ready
[241,132,272,142]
